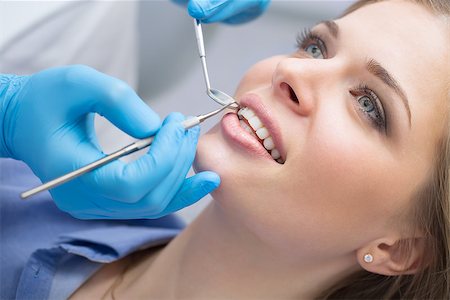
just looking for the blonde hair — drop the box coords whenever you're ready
[316,1,450,299]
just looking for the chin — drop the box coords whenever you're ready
[194,124,229,175]
[194,123,248,203]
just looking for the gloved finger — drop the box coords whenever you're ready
[62,65,161,139]
[69,129,199,220]
[187,0,270,24]
[150,171,220,218]
[24,112,99,182]
[50,183,118,216]
[82,113,187,202]
[91,118,200,216]
[69,173,219,220]
[102,120,200,215]
[162,111,185,126]
[92,79,160,139]
[136,123,201,215]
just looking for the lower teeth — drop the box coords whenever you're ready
[238,114,284,164]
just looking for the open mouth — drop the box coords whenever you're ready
[237,107,285,164]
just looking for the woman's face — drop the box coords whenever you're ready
[195,0,449,261]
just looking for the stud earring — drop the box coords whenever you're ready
[363,253,374,263]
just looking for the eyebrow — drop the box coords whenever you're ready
[318,20,412,127]
[321,20,339,38]
[366,59,411,126]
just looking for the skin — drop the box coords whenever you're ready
[71,1,449,299]
[196,0,448,274]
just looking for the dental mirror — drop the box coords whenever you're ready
[208,88,238,107]
[193,19,239,109]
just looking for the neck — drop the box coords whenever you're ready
[118,203,357,299]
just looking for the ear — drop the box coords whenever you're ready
[356,236,426,276]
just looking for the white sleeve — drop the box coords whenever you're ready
[0,2,141,159]
[0,1,138,89]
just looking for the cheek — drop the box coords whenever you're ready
[256,115,408,258]
[300,118,395,223]
[307,118,401,209]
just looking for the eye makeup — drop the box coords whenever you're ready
[296,29,328,58]
[350,84,387,133]
[294,27,389,134]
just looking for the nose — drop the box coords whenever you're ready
[272,57,342,117]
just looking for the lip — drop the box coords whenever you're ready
[220,93,285,163]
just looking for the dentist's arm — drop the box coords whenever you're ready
[174,0,271,24]
[0,66,219,219]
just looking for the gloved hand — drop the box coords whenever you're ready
[0,66,220,219]
[173,0,270,24]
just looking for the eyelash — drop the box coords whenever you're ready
[350,85,387,133]
[296,29,327,57]
[296,29,387,133]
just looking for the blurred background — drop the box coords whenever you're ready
[0,0,354,222]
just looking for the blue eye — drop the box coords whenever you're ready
[296,29,327,59]
[351,87,386,133]
[305,44,324,59]
[358,96,375,113]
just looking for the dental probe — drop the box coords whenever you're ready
[21,102,238,199]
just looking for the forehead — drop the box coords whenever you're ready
[337,0,449,94]
[333,0,449,177]
[336,0,449,130]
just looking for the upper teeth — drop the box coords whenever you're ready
[237,107,284,164]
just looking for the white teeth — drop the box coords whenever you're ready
[237,106,284,164]
[271,148,281,160]
[241,107,255,119]
[239,120,257,137]
[256,127,269,140]
[248,115,263,131]
[263,137,275,151]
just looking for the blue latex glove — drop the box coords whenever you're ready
[173,0,270,24]
[0,66,220,219]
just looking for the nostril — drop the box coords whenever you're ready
[280,82,299,104]
[288,85,299,104]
